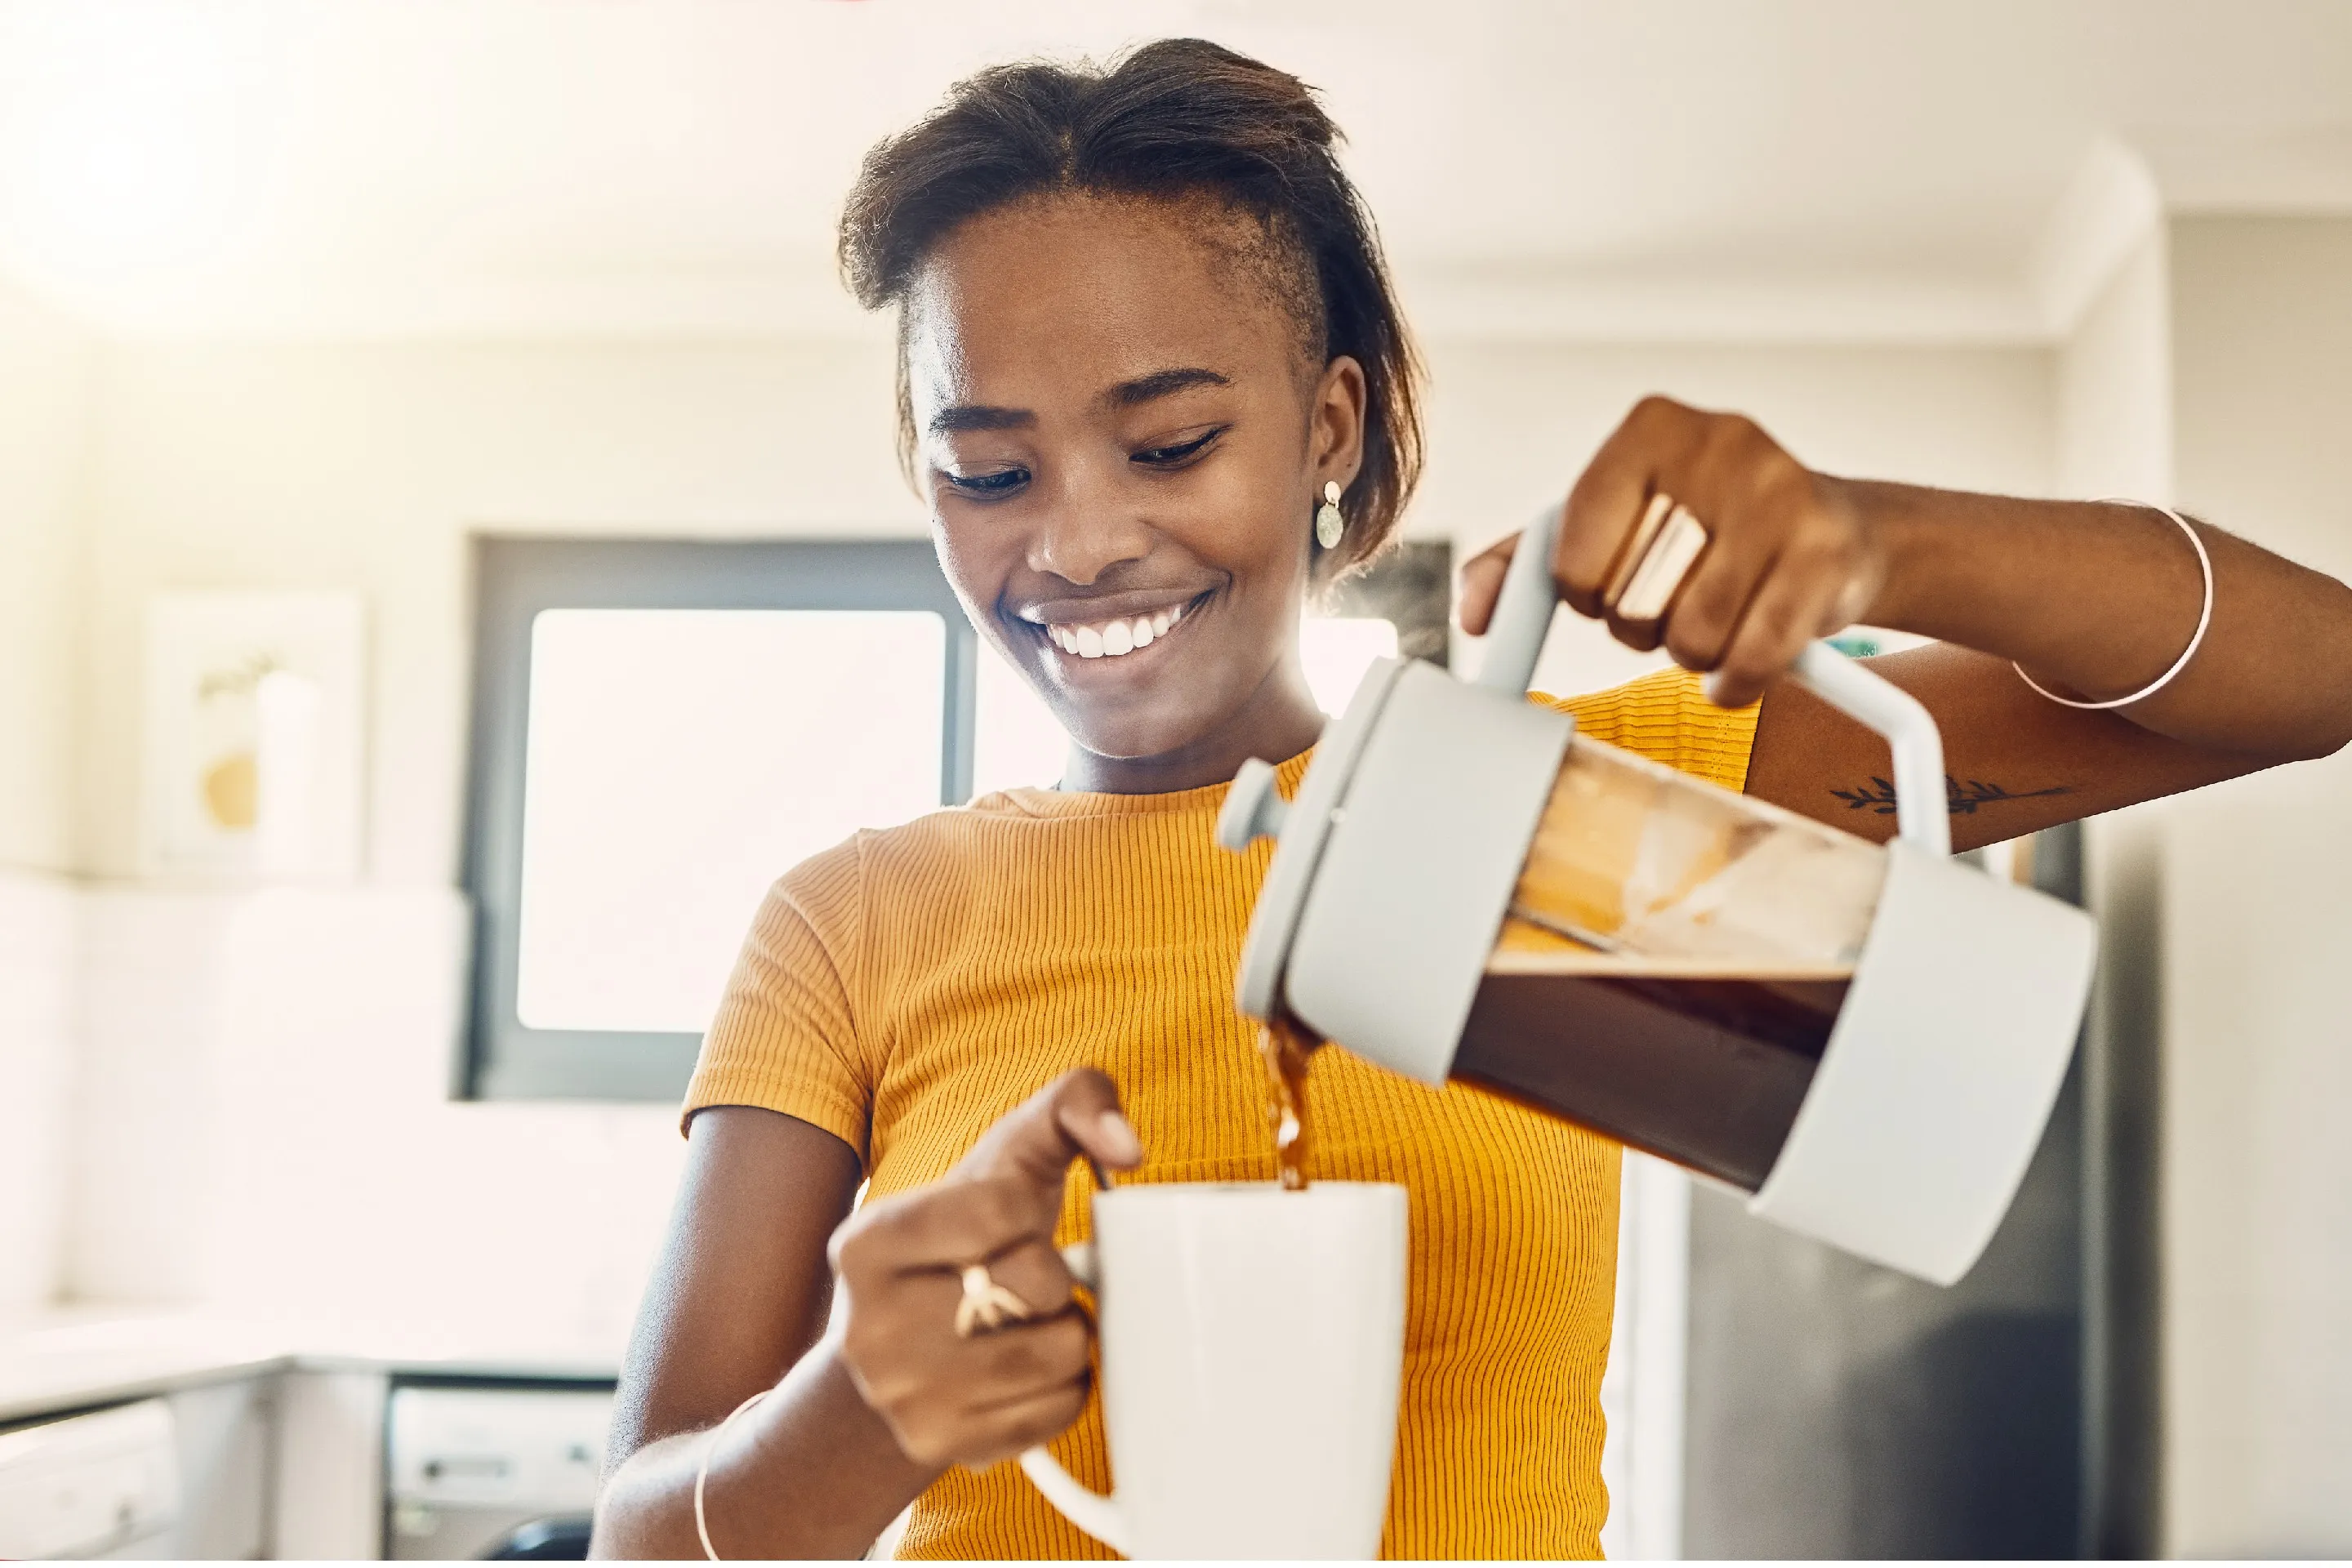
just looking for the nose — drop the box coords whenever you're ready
[1027,461,1153,586]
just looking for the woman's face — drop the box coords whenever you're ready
[905,193,1365,777]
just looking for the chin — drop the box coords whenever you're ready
[1057,695,1228,768]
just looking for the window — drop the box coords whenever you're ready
[463,537,1450,1101]
[514,608,947,1036]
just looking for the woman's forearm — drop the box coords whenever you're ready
[592,1336,939,1560]
[1852,479,2352,760]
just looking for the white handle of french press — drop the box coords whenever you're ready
[1477,501,1950,858]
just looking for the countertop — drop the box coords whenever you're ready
[0,1306,625,1426]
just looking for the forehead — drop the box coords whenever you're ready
[903,193,1309,418]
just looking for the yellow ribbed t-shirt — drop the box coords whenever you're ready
[684,666,1759,1560]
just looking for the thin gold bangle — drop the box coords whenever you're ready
[2013,501,2213,710]
[694,1388,773,1561]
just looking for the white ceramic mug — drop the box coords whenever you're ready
[1017,1181,1408,1560]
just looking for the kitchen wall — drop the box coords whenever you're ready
[0,279,92,1311]
[0,280,90,876]
[51,330,2057,1352]
[2162,213,2352,1557]
[78,338,915,886]
[0,872,77,1312]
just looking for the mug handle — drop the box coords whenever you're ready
[1476,501,1952,858]
[1014,1243,1129,1556]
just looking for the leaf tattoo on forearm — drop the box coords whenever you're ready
[1830,775,2074,817]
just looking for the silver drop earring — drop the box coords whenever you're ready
[1315,481,1345,550]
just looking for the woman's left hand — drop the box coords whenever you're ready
[1458,395,1885,709]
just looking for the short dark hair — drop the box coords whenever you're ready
[838,37,1425,583]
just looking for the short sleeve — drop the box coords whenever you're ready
[680,836,876,1164]
[1538,665,1762,791]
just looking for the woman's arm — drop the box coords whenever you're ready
[1460,398,2352,849]
[591,1107,924,1559]
[1748,486,2352,848]
[591,1075,1143,1559]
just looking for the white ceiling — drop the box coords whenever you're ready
[2,0,2349,341]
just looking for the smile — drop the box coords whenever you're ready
[1041,599,1196,660]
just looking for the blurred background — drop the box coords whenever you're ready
[1,0,2348,1558]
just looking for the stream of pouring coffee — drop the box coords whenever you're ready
[1258,1016,1318,1191]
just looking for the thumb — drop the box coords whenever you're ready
[959,1068,1143,1192]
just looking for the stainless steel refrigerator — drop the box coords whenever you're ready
[1680,822,2160,1558]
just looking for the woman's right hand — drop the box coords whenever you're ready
[829,1069,1144,1471]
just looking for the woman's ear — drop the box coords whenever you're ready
[1312,354,1370,492]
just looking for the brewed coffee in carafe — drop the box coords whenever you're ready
[1459,735,1884,1191]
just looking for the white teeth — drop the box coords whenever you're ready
[1047,600,1193,659]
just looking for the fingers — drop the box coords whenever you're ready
[835,1172,1055,1278]
[1704,559,1842,709]
[1647,518,1775,672]
[1602,500,1706,654]
[953,1376,1096,1470]
[845,1307,1093,1469]
[833,1190,1094,1469]
[1704,510,1884,706]
[960,1067,1143,1190]
[827,1068,1134,1473]
[1051,1075,1143,1175]
[1508,394,1878,700]
[978,1232,1080,1316]
[1560,397,1699,618]
[832,1069,1136,1341]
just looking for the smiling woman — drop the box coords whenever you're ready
[834,51,1423,790]
[588,35,2352,1566]
[899,189,1365,783]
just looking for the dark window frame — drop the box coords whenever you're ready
[458,535,1450,1103]
[460,537,976,1102]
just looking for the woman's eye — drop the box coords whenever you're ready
[1133,429,1223,467]
[942,466,1029,497]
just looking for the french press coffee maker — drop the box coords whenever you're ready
[1217,502,2098,1285]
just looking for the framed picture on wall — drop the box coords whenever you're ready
[140,590,368,880]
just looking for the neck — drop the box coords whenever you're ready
[1058,657,1327,795]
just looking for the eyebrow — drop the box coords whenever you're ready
[924,367,1232,437]
[1107,367,1232,407]
[928,404,1033,436]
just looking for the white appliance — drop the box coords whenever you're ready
[385,1384,612,1559]
[0,1400,181,1560]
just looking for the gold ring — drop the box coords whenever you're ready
[953,1262,1034,1338]
[1606,492,1711,624]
